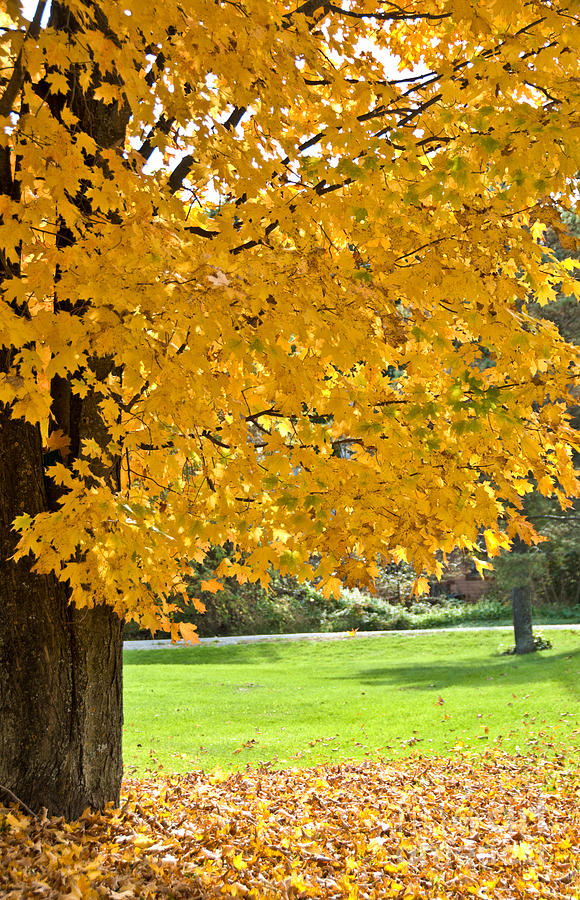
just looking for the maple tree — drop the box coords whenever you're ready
[1,0,580,817]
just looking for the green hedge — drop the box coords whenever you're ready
[124,542,579,640]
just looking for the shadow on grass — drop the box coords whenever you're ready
[343,648,580,692]
[123,642,286,666]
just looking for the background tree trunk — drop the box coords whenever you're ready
[511,585,536,655]
[0,411,123,819]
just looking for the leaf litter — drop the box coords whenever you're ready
[1,751,579,898]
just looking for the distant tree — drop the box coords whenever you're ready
[501,209,580,650]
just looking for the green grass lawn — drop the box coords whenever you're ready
[123,629,580,774]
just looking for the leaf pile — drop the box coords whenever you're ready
[1,752,579,898]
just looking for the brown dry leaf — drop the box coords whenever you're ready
[1,751,579,898]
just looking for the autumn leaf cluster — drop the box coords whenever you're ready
[1,752,579,898]
[1,1,579,632]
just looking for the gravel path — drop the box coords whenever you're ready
[123,622,578,650]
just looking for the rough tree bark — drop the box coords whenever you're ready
[0,408,124,819]
[511,585,536,655]
[0,2,127,818]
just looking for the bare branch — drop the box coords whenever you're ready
[0,783,37,818]
[245,408,287,422]
[167,107,246,194]
[326,3,450,23]
[527,515,580,523]
[0,0,47,118]
[284,0,449,23]
[223,105,246,130]
[168,154,195,194]
[137,115,175,162]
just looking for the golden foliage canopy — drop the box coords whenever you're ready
[1,0,579,635]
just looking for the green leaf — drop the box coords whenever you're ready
[12,513,33,532]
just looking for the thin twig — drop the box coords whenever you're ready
[0,784,37,818]
[528,515,580,522]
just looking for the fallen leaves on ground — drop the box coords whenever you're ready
[1,752,579,898]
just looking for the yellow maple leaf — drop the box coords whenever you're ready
[483,529,509,558]
[201,579,224,593]
[473,557,493,577]
[178,623,199,644]
[45,429,71,457]
[411,576,430,598]
[232,852,247,871]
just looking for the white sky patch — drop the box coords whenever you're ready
[19,0,429,206]
[21,0,51,26]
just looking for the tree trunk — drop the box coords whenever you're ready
[0,1,131,820]
[0,412,123,819]
[511,585,536,654]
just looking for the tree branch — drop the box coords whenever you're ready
[137,115,175,162]
[284,1,449,23]
[245,408,287,422]
[167,107,246,194]
[527,515,580,522]
[0,0,47,118]
[0,783,37,818]
[326,3,450,23]
[168,154,195,194]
